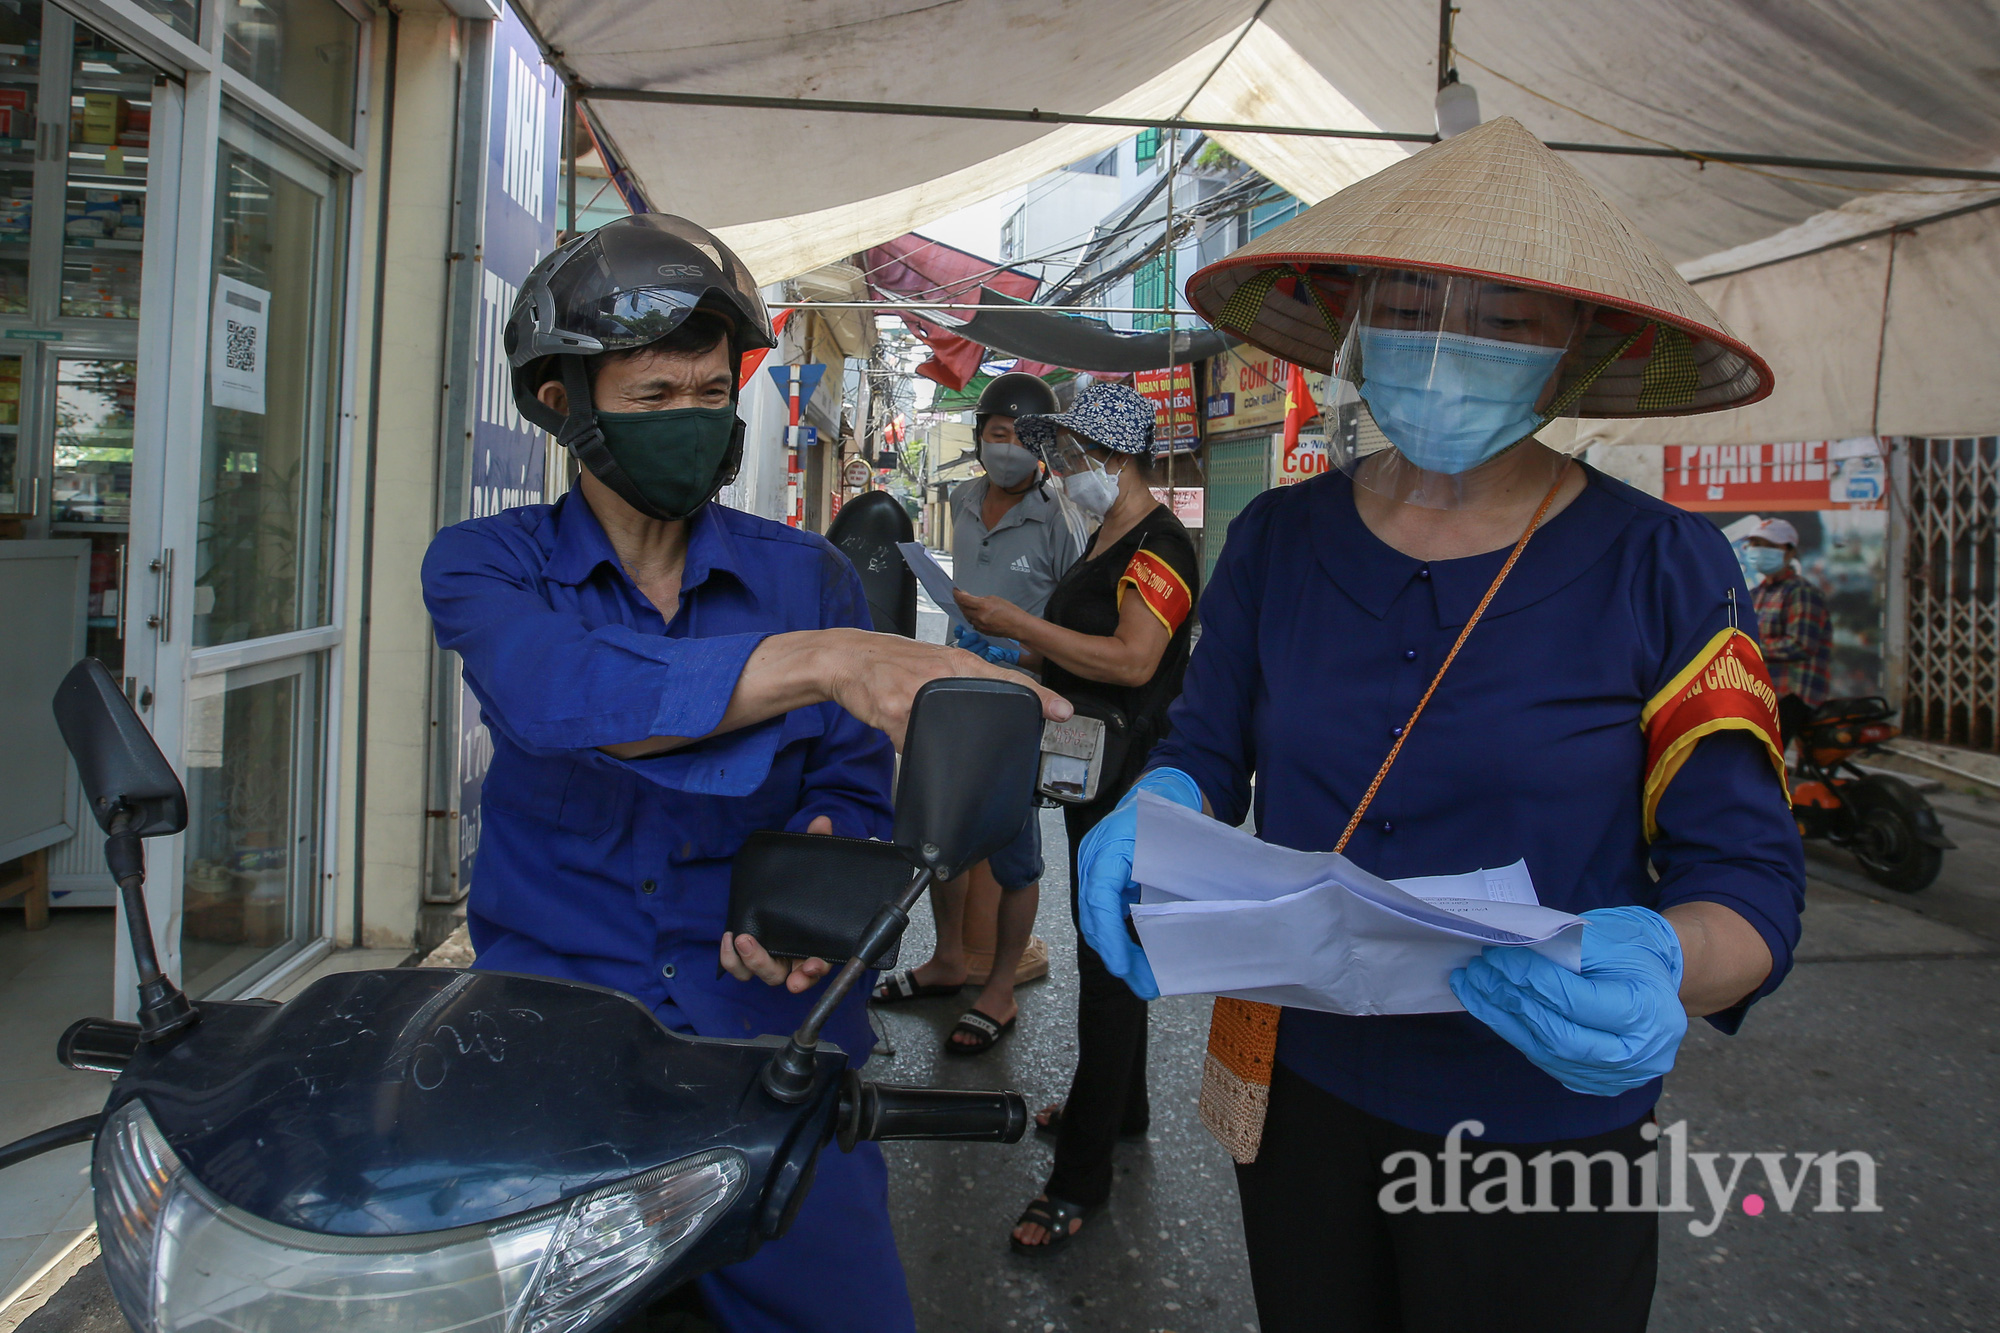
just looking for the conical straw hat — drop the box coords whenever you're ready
[1184,117,1772,418]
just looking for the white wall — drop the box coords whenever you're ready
[334,4,461,949]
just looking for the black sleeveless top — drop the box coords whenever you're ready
[1041,503,1200,803]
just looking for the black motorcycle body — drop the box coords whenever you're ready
[9,661,1042,1333]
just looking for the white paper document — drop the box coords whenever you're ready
[897,542,966,626]
[1128,793,1584,1016]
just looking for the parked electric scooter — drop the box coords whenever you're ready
[0,659,1041,1333]
[1790,695,1953,892]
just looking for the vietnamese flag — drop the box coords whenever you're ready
[739,308,792,383]
[1281,360,1313,456]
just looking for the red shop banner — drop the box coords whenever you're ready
[1135,365,1199,444]
[1662,441,1886,512]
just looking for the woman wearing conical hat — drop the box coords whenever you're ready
[1069,118,1802,1327]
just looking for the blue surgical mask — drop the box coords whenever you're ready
[1356,327,1569,474]
[1745,545,1787,575]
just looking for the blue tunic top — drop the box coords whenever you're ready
[1151,466,1804,1141]
[421,493,896,1064]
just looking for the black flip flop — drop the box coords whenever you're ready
[1009,1194,1100,1257]
[1032,1102,1149,1142]
[943,1008,1016,1056]
[871,968,965,1004]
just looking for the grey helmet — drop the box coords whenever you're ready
[505,214,775,519]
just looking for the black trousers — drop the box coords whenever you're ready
[1044,800,1150,1207]
[1236,1065,1658,1333]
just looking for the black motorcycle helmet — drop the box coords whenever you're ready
[505,214,776,520]
[973,370,1058,442]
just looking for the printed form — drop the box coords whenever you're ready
[1129,793,1585,1015]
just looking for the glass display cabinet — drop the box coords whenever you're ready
[0,3,157,686]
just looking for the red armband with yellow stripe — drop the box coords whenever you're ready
[1641,627,1787,839]
[1117,548,1193,634]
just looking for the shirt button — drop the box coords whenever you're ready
[1391,725,1405,738]
[1379,820,1394,835]
[1403,649,1418,661]
[1416,566,1432,581]
[641,879,657,895]
[661,963,677,980]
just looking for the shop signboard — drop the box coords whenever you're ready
[1277,431,1329,487]
[1150,485,1204,529]
[457,5,563,895]
[1663,439,1887,512]
[1135,364,1198,443]
[1204,344,1327,435]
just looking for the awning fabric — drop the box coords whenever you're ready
[517,0,2000,436]
[955,290,1240,374]
[1577,202,2000,448]
[862,234,1040,390]
[523,0,2000,281]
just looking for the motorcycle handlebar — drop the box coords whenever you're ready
[837,1076,1028,1152]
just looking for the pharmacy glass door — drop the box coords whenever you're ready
[176,103,347,996]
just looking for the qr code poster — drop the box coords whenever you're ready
[210,274,271,415]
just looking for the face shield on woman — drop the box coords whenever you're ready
[1321,269,1591,509]
[1039,428,1125,524]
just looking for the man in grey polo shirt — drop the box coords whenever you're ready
[872,372,1082,1055]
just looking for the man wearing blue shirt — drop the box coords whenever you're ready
[422,216,1061,1333]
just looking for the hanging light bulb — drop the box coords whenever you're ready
[1435,75,1482,138]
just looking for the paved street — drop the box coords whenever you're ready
[16,800,2000,1333]
[877,800,2000,1333]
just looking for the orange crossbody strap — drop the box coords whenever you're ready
[1199,463,1572,1165]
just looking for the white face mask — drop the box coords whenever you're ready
[1063,457,1121,518]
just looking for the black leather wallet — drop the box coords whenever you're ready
[726,830,916,968]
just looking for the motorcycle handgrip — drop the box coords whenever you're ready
[60,1017,141,1073]
[837,1076,1028,1152]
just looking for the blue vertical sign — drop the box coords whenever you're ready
[459,4,563,894]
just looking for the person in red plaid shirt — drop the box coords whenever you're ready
[1745,517,1832,745]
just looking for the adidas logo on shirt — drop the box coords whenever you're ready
[1011,555,1034,573]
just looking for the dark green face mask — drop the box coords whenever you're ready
[593,404,742,520]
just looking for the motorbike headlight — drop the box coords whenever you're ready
[93,1100,746,1333]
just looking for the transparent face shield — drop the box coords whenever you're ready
[1321,270,1592,510]
[1034,428,1115,544]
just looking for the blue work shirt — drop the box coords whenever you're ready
[1151,465,1804,1141]
[421,493,895,1064]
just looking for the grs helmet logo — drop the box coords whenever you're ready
[655,263,706,278]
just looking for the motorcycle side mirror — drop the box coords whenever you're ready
[53,657,188,838]
[760,676,1044,1103]
[824,491,918,638]
[51,657,196,1039]
[892,677,1044,882]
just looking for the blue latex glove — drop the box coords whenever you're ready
[1076,767,1205,1001]
[1450,905,1688,1097]
[951,623,1021,665]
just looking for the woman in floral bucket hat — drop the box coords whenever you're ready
[950,380,1203,1255]
[1069,118,1803,1329]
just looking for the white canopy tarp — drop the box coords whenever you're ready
[521,0,2000,280]
[517,0,2000,436]
[1577,200,2000,447]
